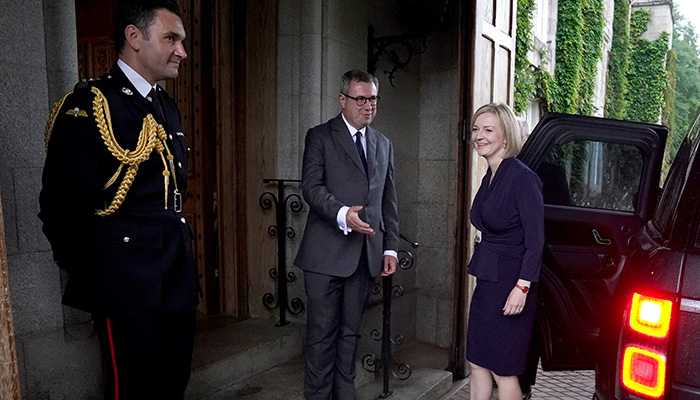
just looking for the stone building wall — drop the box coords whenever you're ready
[0,0,103,398]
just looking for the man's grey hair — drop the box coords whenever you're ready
[340,70,379,94]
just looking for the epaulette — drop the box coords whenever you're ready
[73,77,102,91]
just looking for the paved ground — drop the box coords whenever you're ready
[441,364,595,400]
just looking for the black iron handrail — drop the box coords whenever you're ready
[362,234,418,398]
[260,178,305,326]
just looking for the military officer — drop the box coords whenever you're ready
[38,1,198,398]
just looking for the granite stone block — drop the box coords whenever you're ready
[8,252,63,336]
[277,35,300,96]
[299,33,323,92]
[419,115,450,160]
[0,0,46,67]
[46,71,79,107]
[43,0,78,74]
[19,328,102,399]
[436,297,453,348]
[416,294,437,343]
[15,167,47,253]
[415,246,448,292]
[0,64,50,167]
[417,203,447,248]
[0,166,18,255]
[298,92,322,134]
[418,159,449,204]
[326,1,369,46]
[278,0,301,35]
[300,0,323,35]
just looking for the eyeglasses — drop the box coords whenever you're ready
[341,93,380,106]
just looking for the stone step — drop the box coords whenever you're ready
[356,368,453,400]
[185,317,304,399]
[201,354,452,400]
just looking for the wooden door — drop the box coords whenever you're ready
[451,0,517,378]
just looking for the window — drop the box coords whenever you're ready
[536,140,644,212]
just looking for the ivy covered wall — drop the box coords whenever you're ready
[514,0,672,124]
[604,0,630,119]
[513,0,605,116]
[514,0,537,114]
[626,9,670,123]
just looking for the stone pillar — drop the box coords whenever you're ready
[43,0,79,105]
[299,0,324,137]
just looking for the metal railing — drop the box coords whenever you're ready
[259,178,305,326]
[259,181,420,398]
[362,234,418,398]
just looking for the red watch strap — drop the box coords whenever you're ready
[516,284,529,294]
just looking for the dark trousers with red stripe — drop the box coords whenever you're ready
[93,310,196,400]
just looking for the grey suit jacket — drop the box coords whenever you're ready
[294,114,400,278]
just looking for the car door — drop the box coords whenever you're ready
[518,113,667,370]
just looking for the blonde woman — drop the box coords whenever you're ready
[467,103,544,400]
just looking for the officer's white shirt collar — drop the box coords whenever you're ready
[117,59,158,98]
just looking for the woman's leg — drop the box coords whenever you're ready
[492,372,522,400]
[469,362,494,400]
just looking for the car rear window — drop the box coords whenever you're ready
[536,140,644,212]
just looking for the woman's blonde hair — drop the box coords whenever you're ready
[471,102,522,158]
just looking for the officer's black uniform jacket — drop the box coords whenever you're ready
[39,64,198,315]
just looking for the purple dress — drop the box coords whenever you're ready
[466,157,544,376]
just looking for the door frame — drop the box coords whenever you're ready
[450,0,519,377]
[450,0,475,379]
[0,185,21,399]
[212,0,278,317]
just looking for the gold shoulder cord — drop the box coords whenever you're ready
[44,90,73,147]
[44,86,180,217]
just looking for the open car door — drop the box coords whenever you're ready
[518,113,667,370]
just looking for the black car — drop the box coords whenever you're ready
[590,113,700,400]
[516,112,699,399]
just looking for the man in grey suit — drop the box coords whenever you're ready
[295,69,400,399]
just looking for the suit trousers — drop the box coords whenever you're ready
[304,244,374,400]
[93,310,196,400]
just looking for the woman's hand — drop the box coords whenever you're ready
[503,279,530,315]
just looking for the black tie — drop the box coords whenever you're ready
[355,132,368,176]
[148,88,165,123]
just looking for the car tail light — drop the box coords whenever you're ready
[629,293,672,338]
[621,346,666,398]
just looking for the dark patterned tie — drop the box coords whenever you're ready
[355,131,368,176]
[148,88,165,123]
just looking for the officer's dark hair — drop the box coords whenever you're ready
[340,70,379,94]
[114,0,182,53]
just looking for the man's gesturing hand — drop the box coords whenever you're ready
[346,206,375,235]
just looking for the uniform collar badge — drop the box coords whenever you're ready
[121,87,133,96]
